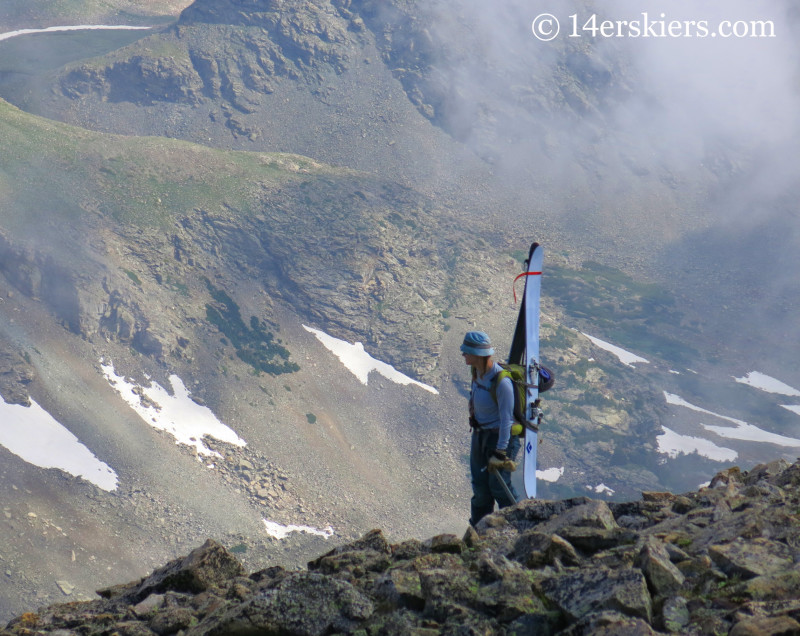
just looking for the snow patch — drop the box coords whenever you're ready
[537,466,564,482]
[781,405,800,416]
[262,519,334,540]
[589,483,615,496]
[0,397,118,491]
[734,371,800,397]
[303,325,438,394]
[0,25,152,42]
[664,392,800,447]
[101,361,246,457]
[581,333,649,367]
[656,425,737,462]
[702,422,800,447]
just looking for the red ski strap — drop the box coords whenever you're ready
[513,271,542,304]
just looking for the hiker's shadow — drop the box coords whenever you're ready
[452,376,470,400]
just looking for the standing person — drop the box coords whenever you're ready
[461,331,520,526]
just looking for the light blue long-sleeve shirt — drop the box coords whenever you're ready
[471,362,514,451]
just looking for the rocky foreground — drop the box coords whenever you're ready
[5,459,800,635]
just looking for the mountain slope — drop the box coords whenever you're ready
[0,0,190,29]
[23,0,721,245]
[3,1,800,623]
[0,96,480,620]
[6,0,799,368]
[0,96,463,376]
[3,94,800,626]
[0,94,752,623]
[12,0,798,373]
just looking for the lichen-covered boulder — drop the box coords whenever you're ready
[98,539,245,602]
[195,572,374,636]
[541,567,652,624]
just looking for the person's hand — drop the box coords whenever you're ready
[488,450,517,473]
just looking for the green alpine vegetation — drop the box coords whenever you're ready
[204,279,299,376]
[0,0,182,27]
[0,98,340,231]
[0,94,459,381]
[547,260,697,365]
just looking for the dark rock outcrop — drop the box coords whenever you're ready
[97,539,246,603]
[6,459,800,635]
[60,0,363,110]
[0,231,82,334]
[0,345,35,406]
[0,162,466,378]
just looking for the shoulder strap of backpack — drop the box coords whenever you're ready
[489,368,512,405]
[469,366,477,420]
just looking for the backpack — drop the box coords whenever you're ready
[473,363,554,436]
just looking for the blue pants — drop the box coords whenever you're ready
[470,429,521,526]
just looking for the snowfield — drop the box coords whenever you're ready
[536,466,564,482]
[581,333,649,367]
[734,371,800,396]
[0,396,118,491]
[262,519,334,540]
[589,483,615,496]
[0,25,151,42]
[303,325,438,394]
[656,425,738,462]
[664,392,800,447]
[101,360,246,457]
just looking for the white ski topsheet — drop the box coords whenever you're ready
[522,244,543,499]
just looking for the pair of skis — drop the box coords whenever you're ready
[509,242,544,499]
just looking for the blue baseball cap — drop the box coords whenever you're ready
[460,331,495,357]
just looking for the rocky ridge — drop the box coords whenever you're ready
[1,93,717,623]
[57,0,369,133]
[6,459,800,635]
[56,0,629,150]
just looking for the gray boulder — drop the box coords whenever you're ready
[709,538,793,579]
[541,567,652,623]
[194,572,373,636]
[636,537,685,597]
